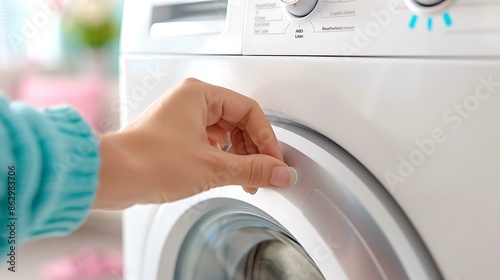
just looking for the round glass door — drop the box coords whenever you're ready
[146,115,441,280]
[175,207,325,280]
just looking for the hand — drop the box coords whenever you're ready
[94,78,297,210]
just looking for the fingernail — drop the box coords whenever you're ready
[270,167,298,188]
[243,186,258,195]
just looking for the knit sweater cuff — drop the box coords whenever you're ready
[28,106,101,239]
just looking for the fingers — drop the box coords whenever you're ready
[242,186,258,195]
[216,152,297,189]
[206,124,230,150]
[199,80,284,162]
[175,79,293,196]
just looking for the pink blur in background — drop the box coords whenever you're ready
[17,75,105,130]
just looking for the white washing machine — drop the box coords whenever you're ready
[120,0,500,279]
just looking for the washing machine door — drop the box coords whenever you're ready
[141,115,441,280]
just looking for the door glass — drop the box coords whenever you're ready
[234,230,325,280]
[175,209,325,280]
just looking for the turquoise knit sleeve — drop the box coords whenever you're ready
[0,94,100,264]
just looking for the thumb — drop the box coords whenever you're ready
[219,152,298,189]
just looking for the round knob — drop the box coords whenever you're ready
[281,0,318,17]
[404,0,454,15]
[413,0,445,6]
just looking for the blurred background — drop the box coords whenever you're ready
[1,0,124,279]
[0,0,123,133]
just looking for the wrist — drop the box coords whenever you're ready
[94,133,146,210]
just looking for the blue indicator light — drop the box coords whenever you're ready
[409,15,418,29]
[443,12,453,26]
[408,12,453,31]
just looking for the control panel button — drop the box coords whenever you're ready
[405,0,454,15]
[281,0,318,17]
[413,0,445,7]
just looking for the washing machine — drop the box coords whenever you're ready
[120,0,500,279]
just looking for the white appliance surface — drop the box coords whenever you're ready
[121,0,500,279]
[243,0,500,56]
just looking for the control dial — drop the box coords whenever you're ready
[405,0,454,15]
[413,0,445,6]
[281,0,318,17]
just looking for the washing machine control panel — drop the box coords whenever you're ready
[281,0,318,17]
[243,0,500,56]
